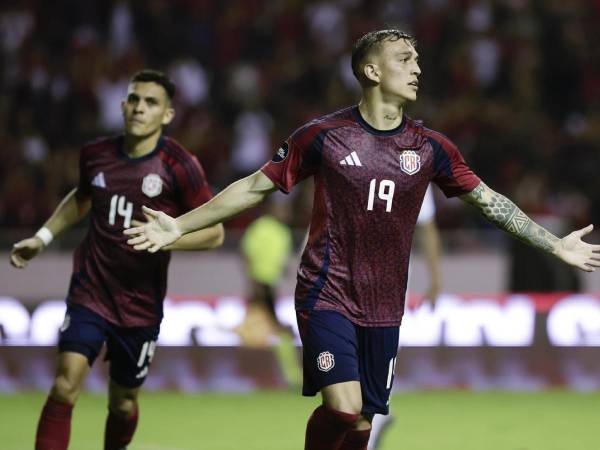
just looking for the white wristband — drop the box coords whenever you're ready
[35,227,54,246]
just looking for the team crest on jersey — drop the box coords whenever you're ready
[271,142,288,163]
[399,150,421,175]
[142,174,163,198]
[317,351,335,372]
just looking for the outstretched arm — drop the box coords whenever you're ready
[130,218,225,251]
[163,224,225,251]
[125,170,278,253]
[10,188,91,268]
[460,182,600,272]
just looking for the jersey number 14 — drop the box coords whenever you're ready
[367,179,395,212]
[108,194,133,228]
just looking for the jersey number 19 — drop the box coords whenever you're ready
[367,179,395,212]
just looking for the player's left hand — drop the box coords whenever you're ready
[555,224,600,272]
[124,206,182,253]
[10,237,45,268]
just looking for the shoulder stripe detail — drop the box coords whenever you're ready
[160,147,194,190]
[426,136,452,177]
[163,141,203,190]
[159,156,179,194]
[299,125,342,172]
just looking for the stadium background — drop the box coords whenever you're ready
[1,1,600,449]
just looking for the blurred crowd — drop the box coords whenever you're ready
[1,0,600,240]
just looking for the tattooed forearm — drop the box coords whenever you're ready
[482,200,559,253]
[468,183,485,203]
[461,183,560,254]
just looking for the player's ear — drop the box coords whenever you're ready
[121,100,127,116]
[162,107,175,125]
[363,63,381,84]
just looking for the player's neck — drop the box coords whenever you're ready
[358,98,403,131]
[123,130,162,158]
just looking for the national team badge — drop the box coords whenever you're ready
[317,351,335,372]
[399,150,421,175]
[142,174,163,198]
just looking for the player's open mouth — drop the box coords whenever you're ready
[408,81,419,88]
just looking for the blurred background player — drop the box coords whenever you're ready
[410,185,442,306]
[368,184,441,450]
[236,197,302,388]
[124,29,599,450]
[9,70,224,450]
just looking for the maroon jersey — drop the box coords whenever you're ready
[262,106,480,327]
[69,135,212,327]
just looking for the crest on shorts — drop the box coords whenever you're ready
[142,173,162,198]
[399,150,421,175]
[317,351,335,372]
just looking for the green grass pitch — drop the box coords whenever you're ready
[1,390,598,450]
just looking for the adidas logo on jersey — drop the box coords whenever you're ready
[339,151,362,166]
[91,172,106,188]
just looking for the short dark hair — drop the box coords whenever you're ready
[130,69,176,100]
[351,29,416,83]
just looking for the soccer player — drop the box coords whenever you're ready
[236,200,302,387]
[10,70,224,450]
[124,30,600,450]
[410,184,442,306]
[237,199,294,346]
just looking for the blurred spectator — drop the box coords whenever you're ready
[168,58,210,107]
[94,68,129,132]
[508,173,587,292]
[235,196,301,387]
[230,108,274,178]
[108,0,134,58]
[0,0,599,252]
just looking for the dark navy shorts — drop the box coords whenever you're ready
[297,309,400,415]
[58,303,160,388]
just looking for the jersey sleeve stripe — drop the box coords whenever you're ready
[426,136,453,177]
[167,143,202,190]
[299,127,332,171]
[163,142,204,191]
[302,234,331,310]
[161,158,180,195]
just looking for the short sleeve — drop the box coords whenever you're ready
[428,132,480,198]
[260,122,325,194]
[173,154,213,212]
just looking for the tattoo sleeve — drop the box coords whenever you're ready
[460,182,560,253]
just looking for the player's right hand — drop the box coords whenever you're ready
[124,206,182,253]
[10,237,45,268]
